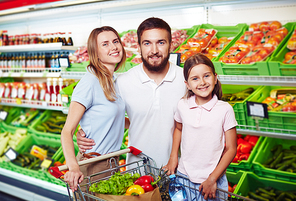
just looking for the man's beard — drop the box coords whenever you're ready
[141,53,169,72]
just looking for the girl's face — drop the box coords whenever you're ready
[97,31,123,73]
[185,64,217,105]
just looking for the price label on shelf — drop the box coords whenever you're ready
[62,94,69,103]
[16,98,22,105]
[42,101,48,107]
[0,110,8,121]
[246,101,268,118]
[42,71,48,77]
[41,158,54,169]
[4,148,19,161]
[20,71,24,77]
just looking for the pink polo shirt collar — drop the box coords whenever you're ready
[188,94,218,111]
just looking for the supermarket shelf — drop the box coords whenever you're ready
[0,43,77,52]
[219,75,296,86]
[0,168,69,201]
[61,71,86,79]
[0,98,64,111]
[0,68,61,78]
[237,125,296,140]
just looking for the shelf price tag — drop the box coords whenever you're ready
[246,101,268,118]
[16,98,22,105]
[41,158,54,169]
[4,148,19,161]
[62,94,69,103]
[0,110,8,121]
[169,53,181,66]
[42,71,48,77]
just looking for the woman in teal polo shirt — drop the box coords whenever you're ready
[61,26,126,192]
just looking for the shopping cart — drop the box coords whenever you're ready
[49,146,253,201]
[49,146,164,201]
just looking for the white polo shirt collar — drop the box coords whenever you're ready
[139,62,176,84]
[188,94,218,111]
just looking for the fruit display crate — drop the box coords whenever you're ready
[268,24,296,76]
[221,84,262,126]
[0,133,64,186]
[176,23,246,67]
[225,170,245,195]
[68,61,88,72]
[0,106,22,125]
[235,172,296,199]
[29,110,67,138]
[252,137,296,182]
[244,86,296,134]
[227,135,264,173]
[213,22,295,76]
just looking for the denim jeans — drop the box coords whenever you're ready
[176,171,228,201]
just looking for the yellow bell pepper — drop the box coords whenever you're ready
[125,185,145,196]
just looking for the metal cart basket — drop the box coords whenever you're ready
[49,147,253,201]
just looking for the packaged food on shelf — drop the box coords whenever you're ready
[120,30,138,58]
[170,29,189,53]
[213,22,295,76]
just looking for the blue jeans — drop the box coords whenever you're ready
[176,171,228,201]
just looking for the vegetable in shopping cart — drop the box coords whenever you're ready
[125,185,145,196]
[89,171,140,195]
[134,175,161,192]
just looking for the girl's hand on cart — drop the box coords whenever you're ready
[199,177,217,200]
[64,167,84,192]
[76,129,95,152]
[163,156,178,175]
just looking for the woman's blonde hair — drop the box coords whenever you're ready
[87,26,126,101]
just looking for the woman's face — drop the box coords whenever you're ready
[97,31,123,73]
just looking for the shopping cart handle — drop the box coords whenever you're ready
[49,147,142,177]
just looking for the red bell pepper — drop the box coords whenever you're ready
[232,154,239,163]
[237,141,252,154]
[248,136,259,147]
[238,153,250,161]
[237,137,245,145]
[134,175,160,192]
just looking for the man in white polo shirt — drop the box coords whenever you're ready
[77,17,186,168]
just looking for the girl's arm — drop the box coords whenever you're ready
[163,121,182,175]
[61,101,85,192]
[200,127,237,200]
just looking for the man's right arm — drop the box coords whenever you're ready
[76,129,95,152]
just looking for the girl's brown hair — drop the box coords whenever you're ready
[87,26,126,102]
[183,53,222,100]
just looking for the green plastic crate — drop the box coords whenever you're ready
[0,133,63,186]
[225,171,245,195]
[175,23,247,66]
[252,137,296,182]
[221,85,262,126]
[60,81,79,107]
[29,110,66,137]
[235,172,296,198]
[68,61,88,72]
[213,22,295,76]
[268,24,296,76]
[227,135,264,172]
[0,106,22,125]
[245,86,296,134]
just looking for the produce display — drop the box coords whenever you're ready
[248,187,296,201]
[0,129,27,161]
[69,46,88,63]
[232,135,259,163]
[12,145,58,170]
[176,28,217,63]
[287,29,296,51]
[222,87,254,102]
[170,29,189,53]
[203,36,232,60]
[261,88,296,112]
[262,144,296,173]
[11,108,39,127]
[34,111,66,134]
[219,21,288,64]
[121,30,138,58]
[283,29,296,64]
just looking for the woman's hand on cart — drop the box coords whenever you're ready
[199,176,217,200]
[64,166,84,192]
[76,129,95,152]
[162,156,178,175]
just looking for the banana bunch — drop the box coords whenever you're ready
[222,87,254,102]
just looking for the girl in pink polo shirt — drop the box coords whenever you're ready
[164,53,237,201]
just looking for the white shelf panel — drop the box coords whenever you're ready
[219,75,296,86]
[0,68,61,78]
[237,125,296,140]
[61,71,86,79]
[0,98,64,111]
[0,43,77,52]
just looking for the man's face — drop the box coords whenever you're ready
[139,28,170,72]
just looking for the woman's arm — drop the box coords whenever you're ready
[163,121,182,175]
[61,101,86,192]
[200,127,237,200]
